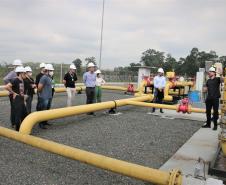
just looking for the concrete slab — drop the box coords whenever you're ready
[160,125,221,185]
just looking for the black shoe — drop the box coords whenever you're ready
[44,122,52,126]
[87,112,95,115]
[202,124,210,128]
[39,124,47,129]
[213,125,217,130]
[160,110,164,113]
[152,109,155,113]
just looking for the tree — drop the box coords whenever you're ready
[72,58,82,74]
[85,57,97,66]
[128,63,141,73]
[163,54,178,72]
[140,49,165,68]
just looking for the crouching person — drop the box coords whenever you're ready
[37,64,54,129]
[5,66,27,131]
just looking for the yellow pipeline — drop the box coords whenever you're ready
[0,85,139,97]
[55,86,85,93]
[20,95,153,134]
[126,101,207,114]
[0,90,8,97]
[220,75,226,156]
[164,81,193,101]
[0,126,182,185]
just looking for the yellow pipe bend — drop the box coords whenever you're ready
[19,95,154,135]
[0,126,182,185]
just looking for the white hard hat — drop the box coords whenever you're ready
[95,69,101,74]
[70,64,76,70]
[87,63,95,68]
[157,68,164,73]
[39,63,46,68]
[45,64,54,71]
[13,59,23,66]
[15,66,26,73]
[24,66,32,72]
[209,66,216,72]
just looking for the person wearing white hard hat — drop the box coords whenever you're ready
[24,66,36,114]
[202,66,222,130]
[63,64,78,106]
[5,66,27,131]
[95,69,105,102]
[152,68,166,113]
[35,63,46,87]
[37,63,55,129]
[83,62,96,115]
[35,63,46,111]
[3,59,23,128]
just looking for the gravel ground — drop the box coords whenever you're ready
[0,91,203,185]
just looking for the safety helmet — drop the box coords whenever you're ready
[45,64,54,71]
[24,66,32,72]
[39,63,46,68]
[15,66,26,73]
[13,59,23,66]
[87,63,95,68]
[157,68,164,73]
[95,69,101,74]
[209,66,216,72]
[70,64,77,70]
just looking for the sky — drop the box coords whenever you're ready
[0,0,225,69]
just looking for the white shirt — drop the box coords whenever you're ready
[153,75,166,89]
[95,77,105,86]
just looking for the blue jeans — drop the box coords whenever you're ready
[38,97,51,126]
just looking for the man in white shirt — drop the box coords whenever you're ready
[152,68,166,113]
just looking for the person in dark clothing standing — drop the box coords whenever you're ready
[24,66,36,114]
[202,66,222,130]
[3,59,23,128]
[35,63,46,111]
[83,62,96,115]
[5,66,27,131]
[63,64,77,106]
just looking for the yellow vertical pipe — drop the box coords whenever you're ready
[0,126,182,185]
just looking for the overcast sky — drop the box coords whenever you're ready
[0,0,225,69]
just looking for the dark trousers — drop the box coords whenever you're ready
[206,98,219,126]
[26,95,33,114]
[152,89,164,112]
[86,87,95,104]
[9,94,15,126]
[13,96,27,131]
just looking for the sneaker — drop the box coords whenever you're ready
[160,110,164,113]
[202,124,210,128]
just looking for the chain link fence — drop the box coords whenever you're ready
[0,63,138,85]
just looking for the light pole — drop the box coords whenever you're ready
[99,0,105,69]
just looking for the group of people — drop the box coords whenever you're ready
[3,60,105,131]
[3,60,221,132]
[4,60,55,130]
[63,62,105,108]
[149,66,221,131]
